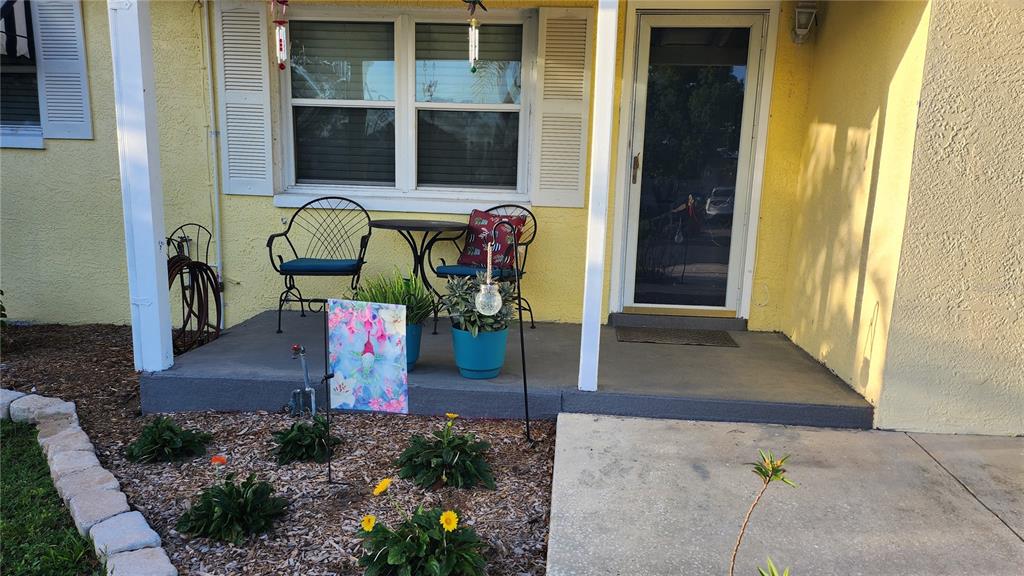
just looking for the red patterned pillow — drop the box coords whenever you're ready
[457,209,526,268]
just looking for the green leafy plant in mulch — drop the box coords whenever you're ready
[354,271,434,325]
[0,420,100,576]
[271,415,341,464]
[358,478,487,576]
[441,273,514,336]
[728,449,798,576]
[396,413,496,490]
[125,416,212,463]
[177,472,288,544]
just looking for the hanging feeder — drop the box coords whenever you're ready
[475,242,503,315]
[468,17,480,73]
[269,0,289,70]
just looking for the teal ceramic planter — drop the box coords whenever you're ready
[451,326,508,379]
[406,323,423,371]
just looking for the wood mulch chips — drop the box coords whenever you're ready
[1,324,556,575]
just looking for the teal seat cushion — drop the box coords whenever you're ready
[436,264,522,279]
[280,258,360,276]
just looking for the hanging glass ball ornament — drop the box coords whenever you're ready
[475,282,502,316]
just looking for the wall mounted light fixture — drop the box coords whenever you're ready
[792,1,818,44]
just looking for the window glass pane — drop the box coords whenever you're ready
[290,21,395,101]
[293,106,395,185]
[0,0,39,126]
[417,110,518,188]
[415,24,521,104]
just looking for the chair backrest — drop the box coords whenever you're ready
[486,204,537,269]
[284,196,372,261]
[167,223,213,264]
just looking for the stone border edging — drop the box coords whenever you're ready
[1,388,177,576]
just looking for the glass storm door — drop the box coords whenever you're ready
[624,15,764,311]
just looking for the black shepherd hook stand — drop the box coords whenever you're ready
[296,298,339,484]
[493,222,534,445]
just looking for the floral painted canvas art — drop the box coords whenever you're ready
[327,299,408,413]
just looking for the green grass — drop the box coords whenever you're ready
[1,420,100,575]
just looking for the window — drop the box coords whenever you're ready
[0,0,41,146]
[290,21,396,186]
[285,15,528,198]
[415,23,522,189]
[0,0,91,148]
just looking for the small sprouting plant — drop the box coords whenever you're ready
[176,471,288,544]
[396,413,496,490]
[358,478,487,576]
[758,557,791,576]
[125,416,212,463]
[728,449,796,576]
[272,415,341,464]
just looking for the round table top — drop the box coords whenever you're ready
[371,219,467,232]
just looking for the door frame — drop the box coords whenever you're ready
[609,1,780,319]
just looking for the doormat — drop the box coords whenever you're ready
[615,326,738,347]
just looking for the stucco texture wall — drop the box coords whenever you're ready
[0,0,125,324]
[878,0,1024,435]
[776,0,930,407]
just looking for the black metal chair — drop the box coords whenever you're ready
[267,196,372,333]
[427,204,537,331]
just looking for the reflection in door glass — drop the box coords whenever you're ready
[634,27,748,307]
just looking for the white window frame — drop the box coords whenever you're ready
[275,7,536,213]
[0,18,42,149]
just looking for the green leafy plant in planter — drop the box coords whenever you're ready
[396,413,496,490]
[125,416,212,463]
[442,273,515,379]
[272,415,341,464]
[177,470,288,545]
[354,271,434,369]
[358,478,487,576]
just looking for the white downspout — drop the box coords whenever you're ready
[200,0,224,329]
[576,0,619,392]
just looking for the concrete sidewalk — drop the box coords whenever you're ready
[547,414,1024,575]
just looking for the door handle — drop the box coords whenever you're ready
[631,153,641,184]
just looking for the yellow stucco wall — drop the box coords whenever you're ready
[878,0,1024,436]
[0,0,126,324]
[777,0,930,407]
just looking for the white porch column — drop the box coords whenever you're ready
[577,0,619,392]
[108,0,172,371]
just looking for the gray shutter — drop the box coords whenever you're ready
[215,0,273,196]
[31,0,91,139]
[529,7,592,208]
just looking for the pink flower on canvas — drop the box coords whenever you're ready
[369,398,386,411]
[375,318,388,344]
[328,307,344,329]
[384,396,406,412]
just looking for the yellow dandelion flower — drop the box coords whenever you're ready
[445,412,459,420]
[361,514,376,532]
[439,510,459,532]
[372,478,392,496]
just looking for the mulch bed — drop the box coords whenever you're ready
[1,324,556,575]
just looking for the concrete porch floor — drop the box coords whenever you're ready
[141,310,872,428]
[547,413,1024,575]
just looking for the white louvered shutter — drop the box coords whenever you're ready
[31,0,91,139]
[529,8,593,208]
[215,0,272,196]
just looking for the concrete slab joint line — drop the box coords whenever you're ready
[1,389,178,576]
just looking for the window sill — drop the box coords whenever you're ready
[273,184,531,214]
[0,125,44,149]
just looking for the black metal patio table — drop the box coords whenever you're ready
[370,219,467,330]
